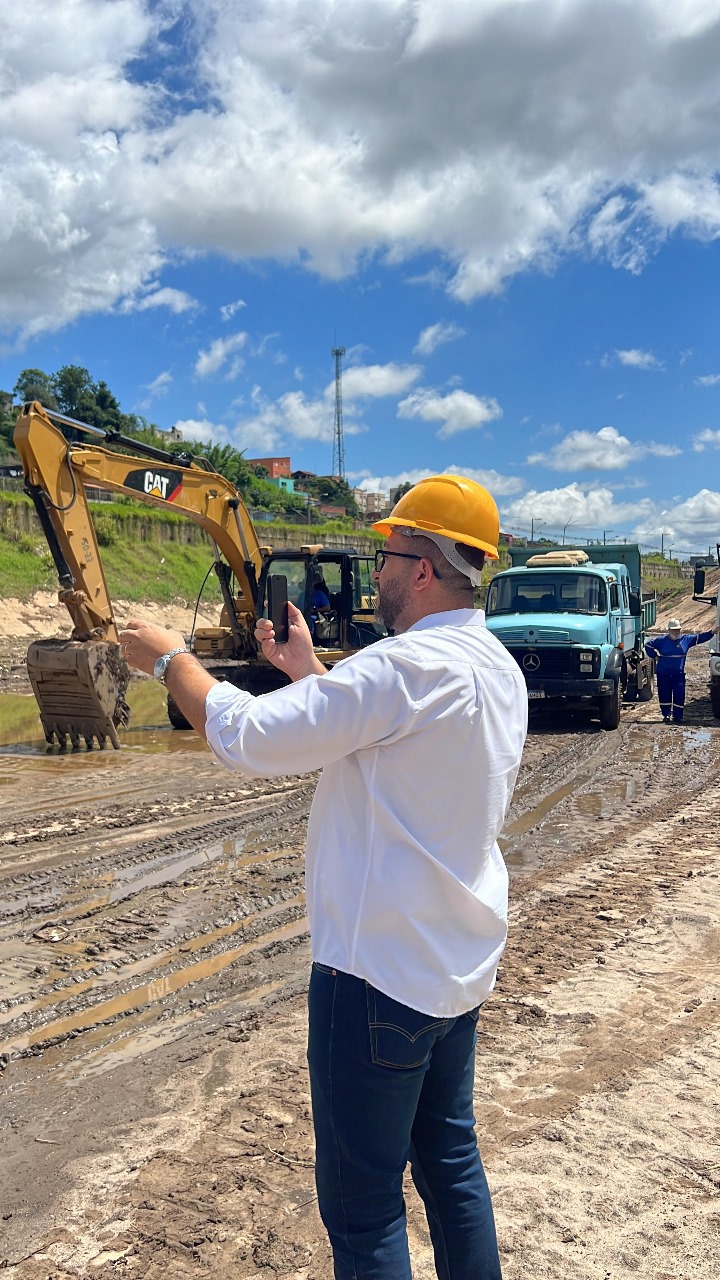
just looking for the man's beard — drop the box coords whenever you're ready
[375,576,411,632]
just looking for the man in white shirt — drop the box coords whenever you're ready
[120,475,528,1280]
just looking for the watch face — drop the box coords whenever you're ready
[153,656,167,680]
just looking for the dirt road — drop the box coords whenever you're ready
[1,626,719,1277]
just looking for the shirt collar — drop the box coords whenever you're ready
[407,608,484,634]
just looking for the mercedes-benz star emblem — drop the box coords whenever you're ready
[523,652,541,672]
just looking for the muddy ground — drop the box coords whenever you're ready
[1,595,719,1278]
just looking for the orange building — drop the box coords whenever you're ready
[247,456,291,478]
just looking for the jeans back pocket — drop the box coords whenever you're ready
[366,984,449,1070]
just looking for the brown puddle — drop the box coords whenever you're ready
[0,836,301,925]
[0,681,204,756]
[0,892,306,1027]
[0,912,309,1057]
[52,974,296,1083]
[500,736,659,871]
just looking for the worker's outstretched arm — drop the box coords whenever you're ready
[118,620,216,739]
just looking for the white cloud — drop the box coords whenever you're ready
[340,363,422,400]
[221,385,365,456]
[413,322,465,356]
[614,348,664,370]
[195,332,248,379]
[4,2,720,336]
[695,374,720,387]
[397,387,502,439]
[528,425,681,471]
[632,489,720,548]
[220,298,247,320]
[692,428,720,451]
[353,465,524,498]
[126,287,197,314]
[502,480,720,551]
[145,370,172,397]
[196,367,408,457]
[173,418,217,444]
[502,483,656,538]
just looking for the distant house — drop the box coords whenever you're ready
[267,476,297,494]
[248,456,291,478]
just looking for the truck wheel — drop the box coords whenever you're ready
[167,693,191,730]
[711,682,720,719]
[598,681,621,730]
[637,670,654,702]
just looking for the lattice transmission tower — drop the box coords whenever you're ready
[331,344,346,479]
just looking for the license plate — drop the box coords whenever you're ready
[527,690,545,699]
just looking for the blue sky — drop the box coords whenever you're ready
[2,0,720,554]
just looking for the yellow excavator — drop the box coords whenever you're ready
[14,401,383,748]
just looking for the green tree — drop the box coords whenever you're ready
[393,481,413,502]
[0,390,15,454]
[13,368,58,410]
[300,474,360,518]
[51,365,94,418]
[92,380,125,430]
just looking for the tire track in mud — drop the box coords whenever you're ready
[0,762,318,1074]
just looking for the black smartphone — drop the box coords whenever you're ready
[267,574,289,643]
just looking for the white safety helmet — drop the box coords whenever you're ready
[667,618,682,633]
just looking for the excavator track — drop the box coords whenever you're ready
[26,638,130,749]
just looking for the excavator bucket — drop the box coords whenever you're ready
[26,640,130,749]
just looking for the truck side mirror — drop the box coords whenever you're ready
[694,567,706,598]
[628,588,641,618]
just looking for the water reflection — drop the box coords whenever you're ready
[0,680,205,755]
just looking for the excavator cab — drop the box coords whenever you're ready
[256,548,384,657]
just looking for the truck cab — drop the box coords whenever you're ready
[485,546,656,729]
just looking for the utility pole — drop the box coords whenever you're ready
[603,530,613,545]
[562,520,575,545]
[530,518,545,545]
[331,345,346,480]
[660,532,664,557]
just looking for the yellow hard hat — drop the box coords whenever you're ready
[372,474,500,560]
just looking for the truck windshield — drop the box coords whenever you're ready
[486,572,607,616]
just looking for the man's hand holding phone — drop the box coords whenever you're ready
[255,599,327,682]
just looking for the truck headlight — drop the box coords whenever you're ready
[580,651,593,661]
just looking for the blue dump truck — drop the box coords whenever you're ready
[485,545,657,730]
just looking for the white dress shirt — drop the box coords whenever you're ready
[205,608,528,1017]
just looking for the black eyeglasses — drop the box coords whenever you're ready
[374,549,441,577]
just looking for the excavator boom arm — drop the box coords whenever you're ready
[13,402,265,749]
[14,401,264,635]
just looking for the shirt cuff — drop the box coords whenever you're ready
[205,680,254,768]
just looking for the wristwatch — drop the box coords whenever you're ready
[153,646,187,683]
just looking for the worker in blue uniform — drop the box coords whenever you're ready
[645,618,718,724]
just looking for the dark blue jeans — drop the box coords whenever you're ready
[307,964,502,1279]
[657,669,685,721]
